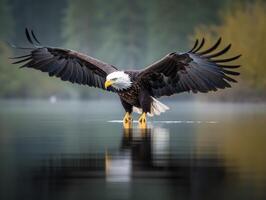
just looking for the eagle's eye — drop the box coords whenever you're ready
[112,78,118,81]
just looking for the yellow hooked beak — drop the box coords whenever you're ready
[105,80,114,89]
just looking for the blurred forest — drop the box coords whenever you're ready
[0,0,265,101]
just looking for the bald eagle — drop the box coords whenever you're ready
[11,29,241,128]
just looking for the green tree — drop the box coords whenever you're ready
[63,0,147,68]
[146,0,227,63]
[10,0,67,46]
[96,0,148,68]
[0,0,74,98]
[0,0,13,39]
[0,0,15,97]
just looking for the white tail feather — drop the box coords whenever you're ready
[133,97,169,117]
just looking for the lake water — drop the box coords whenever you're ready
[0,100,266,200]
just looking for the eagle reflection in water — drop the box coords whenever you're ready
[31,127,227,200]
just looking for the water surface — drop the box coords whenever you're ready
[0,100,266,200]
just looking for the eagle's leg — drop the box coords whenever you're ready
[138,112,147,129]
[123,112,132,129]
[120,98,133,129]
[138,90,151,129]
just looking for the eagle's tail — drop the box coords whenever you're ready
[133,97,169,117]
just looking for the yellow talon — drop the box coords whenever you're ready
[138,112,147,129]
[123,112,132,129]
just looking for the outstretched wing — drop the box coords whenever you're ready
[137,38,241,97]
[10,28,118,91]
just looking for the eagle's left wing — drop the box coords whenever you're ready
[137,38,241,97]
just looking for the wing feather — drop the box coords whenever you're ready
[198,37,221,55]
[49,59,66,77]
[188,39,199,53]
[204,44,231,58]
[192,38,205,53]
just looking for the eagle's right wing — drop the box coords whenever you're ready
[11,28,118,92]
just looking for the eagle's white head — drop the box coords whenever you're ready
[105,71,132,90]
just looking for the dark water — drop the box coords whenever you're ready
[0,100,266,200]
